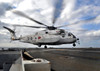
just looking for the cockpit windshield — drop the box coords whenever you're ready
[68,32,76,38]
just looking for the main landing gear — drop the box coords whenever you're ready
[73,43,76,47]
[38,44,41,47]
[44,45,47,49]
[38,45,47,48]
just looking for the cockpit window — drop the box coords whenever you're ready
[31,37,32,40]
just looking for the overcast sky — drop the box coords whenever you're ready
[0,0,100,48]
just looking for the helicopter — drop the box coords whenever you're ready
[3,10,80,48]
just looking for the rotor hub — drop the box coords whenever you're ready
[47,26,57,30]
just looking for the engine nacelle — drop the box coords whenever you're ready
[46,29,65,35]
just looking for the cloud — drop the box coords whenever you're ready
[85,30,100,36]
[0,30,8,35]
[0,2,13,17]
[60,0,76,19]
[0,21,9,28]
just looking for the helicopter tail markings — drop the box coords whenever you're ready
[3,26,17,40]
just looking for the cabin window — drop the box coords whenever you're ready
[62,33,65,37]
[45,32,48,34]
[35,37,37,39]
[59,29,65,34]
[62,35,65,37]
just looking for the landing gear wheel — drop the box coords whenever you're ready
[38,44,41,47]
[73,43,76,47]
[44,45,47,49]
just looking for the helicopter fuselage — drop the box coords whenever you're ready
[18,29,78,46]
[3,26,79,47]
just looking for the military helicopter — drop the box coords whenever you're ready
[3,10,80,48]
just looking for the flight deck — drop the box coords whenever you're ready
[0,48,100,71]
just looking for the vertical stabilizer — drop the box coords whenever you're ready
[3,26,17,40]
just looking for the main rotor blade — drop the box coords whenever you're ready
[57,16,98,28]
[52,0,64,26]
[65,29,88,32]
[57,23,77,28]
[13,25,46,28]
[12,10,48,26]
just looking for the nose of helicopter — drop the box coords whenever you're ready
[75,37,80,44]
[72,37,79,45]
[72,34,79,43]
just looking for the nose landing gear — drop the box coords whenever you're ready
[77,38,80,44]
[73,38,80,47]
